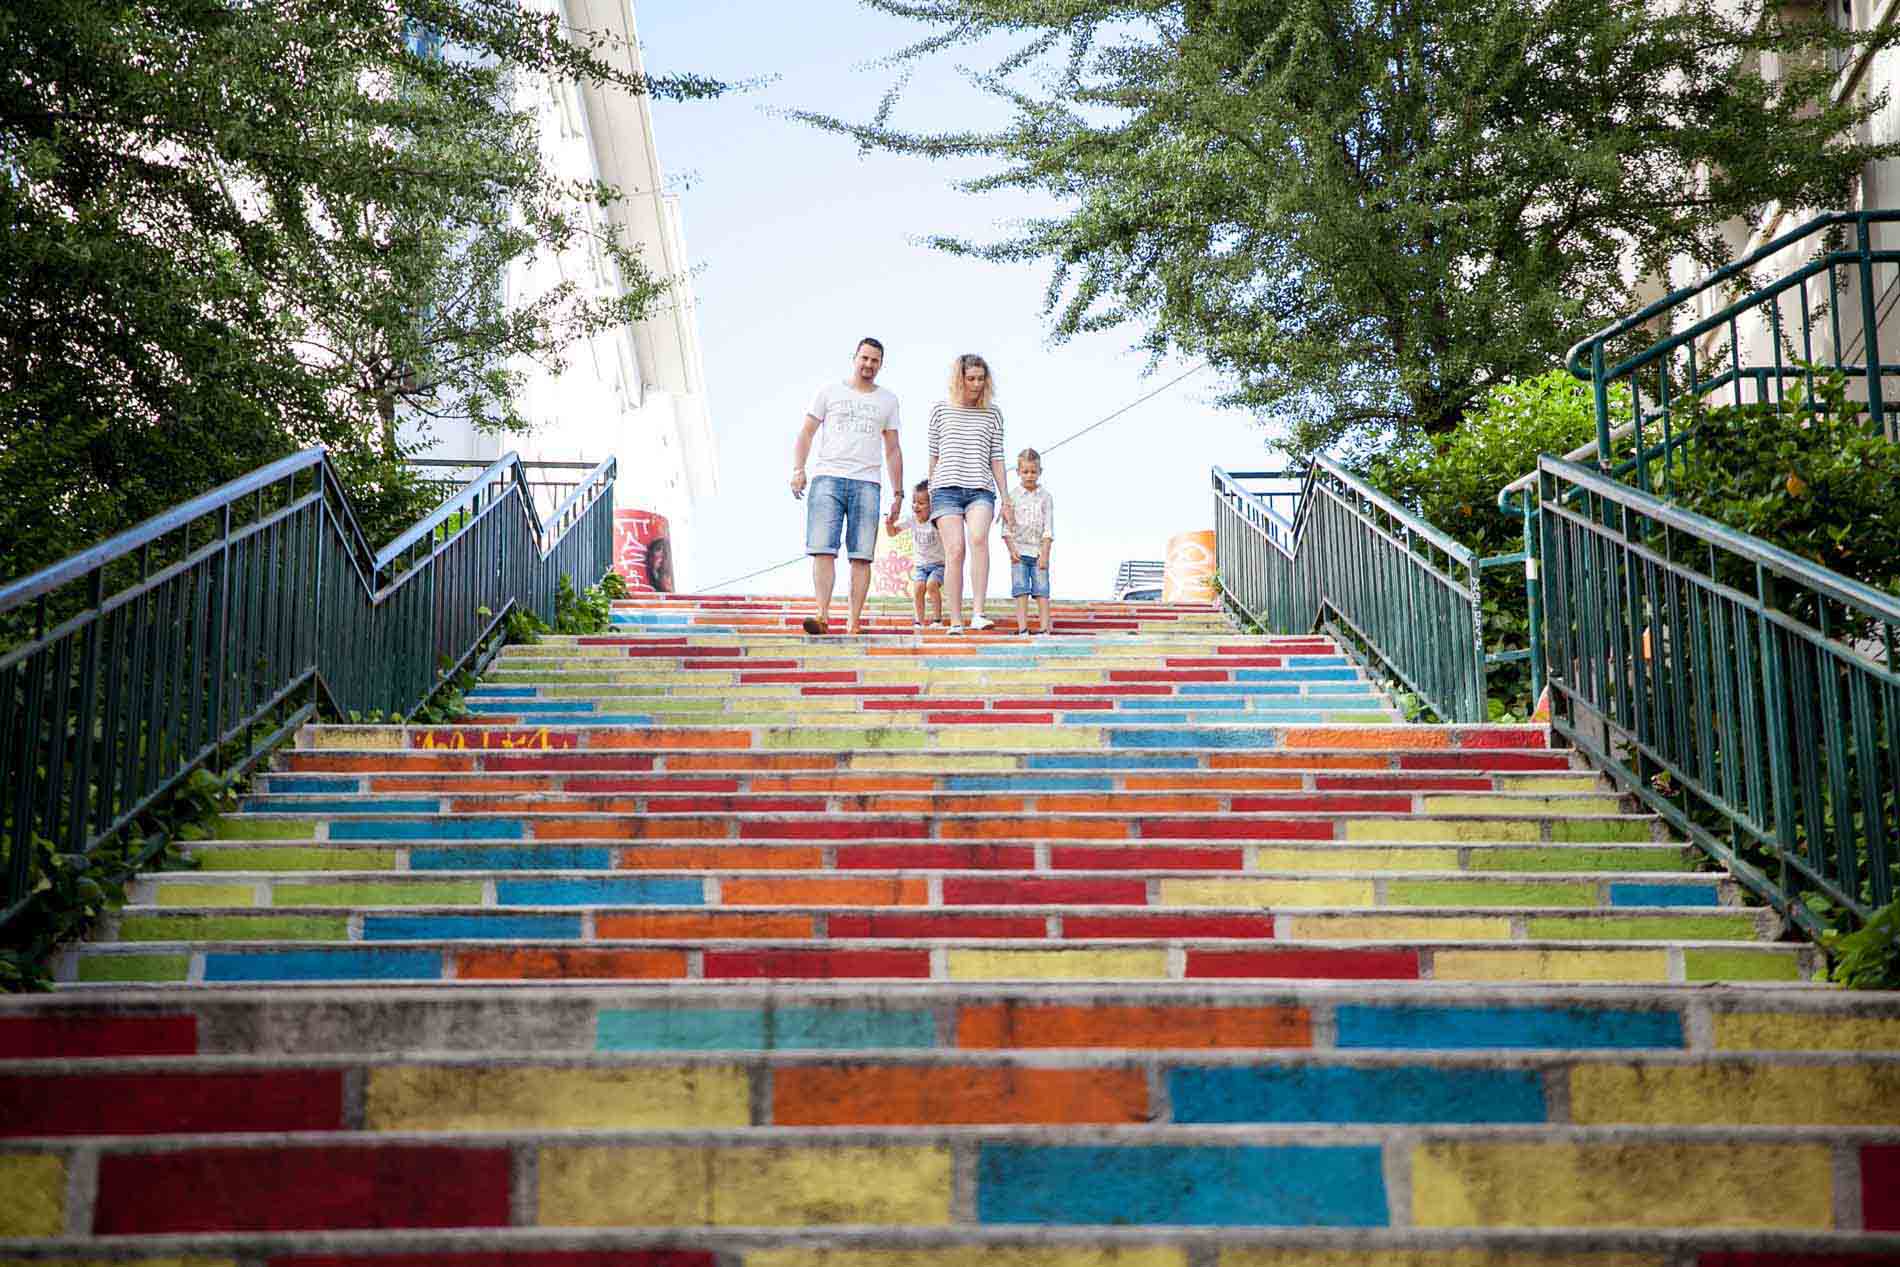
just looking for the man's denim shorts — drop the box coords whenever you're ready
[805,476,881,561]
[912,562,946,585]
[929,485,996,522]
[1011,554,1050,599]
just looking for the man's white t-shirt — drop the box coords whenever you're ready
[808,381,901,483]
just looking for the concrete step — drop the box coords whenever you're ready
[5,1123,1895,1235]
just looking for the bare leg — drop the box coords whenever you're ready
[811,554,835,629]
[965,501,996,622]
[940,515,967,627]
[927,580,943,624]
[1037,594,1052,633]
[1015,593,1029,633]
[912,578,926,625]
[846,559,873,634]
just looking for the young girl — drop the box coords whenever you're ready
[898,480,945,626]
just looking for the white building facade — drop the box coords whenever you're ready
[408,0,717,588]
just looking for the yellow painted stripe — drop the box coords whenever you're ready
[537,1144,952,1226]
[947,948,1169,980]
[748,1250,1188,1267]
[366,1066,749,1130]
[1252,847,1459,873]
[1411,1140,1832,1228]
[1499,776,1601,793]
[1282,915,1513,941]
[1221,1250,1665,1267]
[852,753,1018,772]
[1432,949,1670,983]
[1344,820,1542,843]
[1161,878,1372,908]
[1570,1062,1900,1125]
[1424,795,1622,816]
[308,727,404,750]
[936,727,1100,750]
[1714,1012,1900,1052]
[0,1154,65,1235]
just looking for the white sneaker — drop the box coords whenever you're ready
[946,624,965,636]
[969,614,995,631]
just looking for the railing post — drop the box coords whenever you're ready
[1856,215,1887,437]
[1522,493,1545,702]
[1591,341,1613,472]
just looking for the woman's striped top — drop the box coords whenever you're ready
[928,401,1006,492]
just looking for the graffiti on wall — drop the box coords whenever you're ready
[1163,530,1216,602]
[613,509,675,594]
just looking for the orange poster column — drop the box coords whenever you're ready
[1163,529,1216,602]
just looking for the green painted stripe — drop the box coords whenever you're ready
[1390,880,1594,908]
[197,847,400,872]
[760,728,928,750]
[273,881,483,907]
[117,914,350,942]
[77,953,190,983]
[1526,915,1759,941]
[1685,947,1806,981]
[1467,847,1689,873]
[1549,819,1657,843]
[214,816,319,840]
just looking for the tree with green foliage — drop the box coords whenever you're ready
[804,0,1899,461]
[1,0,725,582]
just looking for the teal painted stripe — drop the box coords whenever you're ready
[596,1006,938,1051]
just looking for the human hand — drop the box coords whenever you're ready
[790,470,807,499]
[1037,560,1049,573]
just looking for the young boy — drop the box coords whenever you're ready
[900,480,946,627]
[1005,448,1054,635]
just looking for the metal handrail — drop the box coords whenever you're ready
[1,448,615,922]
[1213,460,1488,722]
[1536,453,1897,937]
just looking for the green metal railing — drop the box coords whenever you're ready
[1213,460,1493,723]
[0,448,614,922]
[1565,209,1900,491]
[1537,454,1897,937]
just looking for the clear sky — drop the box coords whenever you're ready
[634,3,1280,598]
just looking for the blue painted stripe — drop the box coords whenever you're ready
[464,710,657,725]
[330,819,524,841]
[976,1144,1386,1226]
[597,1006,938,1052]
[1335,1005,1685,1050]
[1609,882,1720,908]
[262,777,360,793]
[1284,656,1350,666]
[945,775,1114,792]
[1236,669,1362,683]
[363,913,582,941]
[243,798,440,815]
[205,948,443,982]
[464,700,598,714]
[1117,698,1247,711]
[1134,711,1326,724]
[1025,754,1200,770]
[1168,1065,1547,1124]
[465,686,540,698]
[496,877,705,907]
[410,846,613,871]
[1107,728,1281,750]
[1179,685,1303,697]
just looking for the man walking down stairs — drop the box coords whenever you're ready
[3,593,1898,1260]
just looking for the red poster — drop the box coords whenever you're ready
[613,509,674,594]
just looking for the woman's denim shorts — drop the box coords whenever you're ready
[929,485,996,522]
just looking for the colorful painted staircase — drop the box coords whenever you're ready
[3,594,1897,1261]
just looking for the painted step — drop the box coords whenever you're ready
[61,935,1819,985]
[5,1124,1895,1235]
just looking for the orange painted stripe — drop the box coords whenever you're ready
[665,754,836,771]
[1207,753,1389,770]
[596,912,815,939]
[956,1003,1313,1049]
[940,817,1130,840]
[772,1065,1150,1126]
[1122,774,1303,791]
[453,948,687,980]
[859,795,1027,814]
[721,876,929,906]
[616,845,822,870]
[450,797,639,815]
[289,753,473,772]
[1280,727,1452,750]
[591,729,753,750]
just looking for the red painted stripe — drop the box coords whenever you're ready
[943,876,1148,906]
[1141,819,1335,840]
[1315,775,1490,791]
[1230,794,1413,813]
[802,685,922,696]
[702,949,932,979]
[565,777,741,793]
[1065,914,1274,938]
[0,1071,343,1137]
[93,1145,510,1233]
[835,844,1036,870]
[1863,1144,1900,1230]
[1186,948,1421,980]
[485,755,657,772]
[864,698,984,711]
[1399,753,1570,771]
[644,796,829,813]
[0,1015,196,1058]
[828,912,1047,939]
[1166,657,1284,668]
[999,697,1112,711]
[739,819,929,841]
[1049,846,1243,871]
[686,658,797,670]
[1454,727,1550,749]
[929,712,1054,724]
[1108,670,1229,683]
[739,671,858,684]
[274,1254,716,1267]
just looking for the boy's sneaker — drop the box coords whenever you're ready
[946,624,965,636]
[969,614,995,632]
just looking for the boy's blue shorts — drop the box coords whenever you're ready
[1011,555,1049,599]
[912,562,945,585]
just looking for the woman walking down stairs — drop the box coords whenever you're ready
[3,594,1897,1260]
